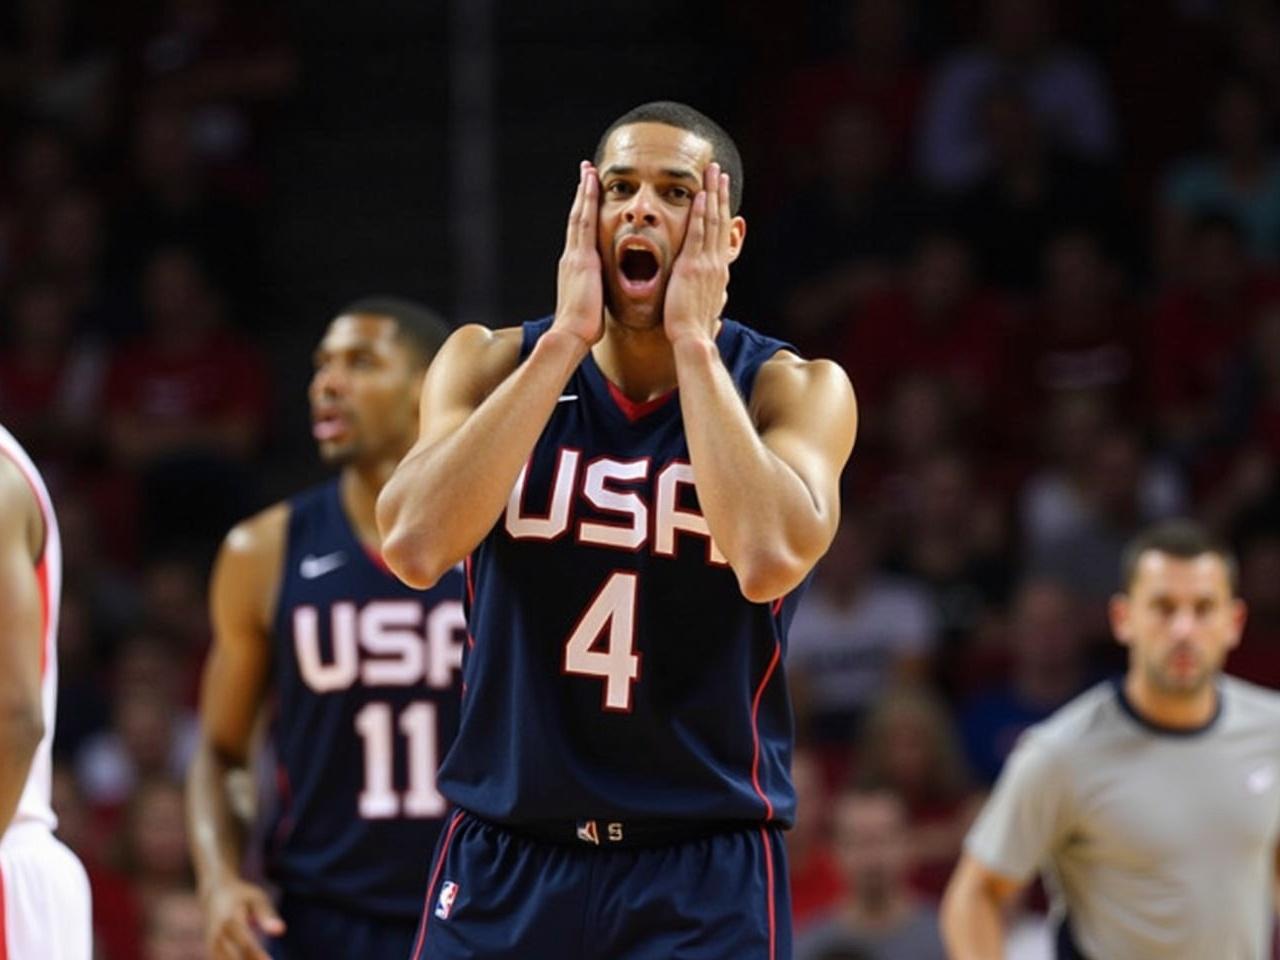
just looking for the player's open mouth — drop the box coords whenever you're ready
[617,244,661,297]
[312,413,349,441]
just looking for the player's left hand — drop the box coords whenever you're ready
[663,162,732,346]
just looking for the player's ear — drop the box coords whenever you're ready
[1109,593,1133,647]
[726,216,747,265]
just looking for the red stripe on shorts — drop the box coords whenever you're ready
[410,810,465,960]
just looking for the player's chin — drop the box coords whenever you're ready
[316,440,358,466]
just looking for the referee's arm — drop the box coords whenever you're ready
[940,854,1024,960]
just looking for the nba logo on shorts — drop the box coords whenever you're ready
[435,880,459,919]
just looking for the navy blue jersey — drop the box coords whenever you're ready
[438,318,808,827]
[268,480,465,918]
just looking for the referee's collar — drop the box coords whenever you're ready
[1112,677,1224,738]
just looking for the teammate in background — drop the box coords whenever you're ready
[0,424,92,959]
[378,102,857,958]
[187,299,465,960]
[942,519,1280,960]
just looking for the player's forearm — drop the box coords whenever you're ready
[187,740,250,895]
[379,329,590,588]
[0,704,43,832]
[672,336,830,602]
[940,881,1006,960]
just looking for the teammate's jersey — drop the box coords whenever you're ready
[267,480,466,918]
[0,424,60,833]
[967,676,1280,960]
[438,317,807,827]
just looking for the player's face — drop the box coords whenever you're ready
[309,314,423,467]
[596,122,715,329]
[1111,552,1246,697]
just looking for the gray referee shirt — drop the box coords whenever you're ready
[966,676,1280,960]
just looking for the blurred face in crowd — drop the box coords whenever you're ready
[1011,579,1083,673]
[309,314,424,468]
[596,122,744,330]
[1112,551,1245,697]
[833,791,910,904]
[146,891,207,960]
[909,235,971,318]
[129,780,192,882]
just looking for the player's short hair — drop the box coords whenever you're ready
[337,296,451,368]
[1119,519,1239,593]
[593,101,745,215]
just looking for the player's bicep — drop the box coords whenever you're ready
[754,356,857,538]
[415,324,522,449]
[199,512,285,762]
[0,464,42,728]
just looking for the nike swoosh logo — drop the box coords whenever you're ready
[300,551,347,579]
[1248,766,1276,794]
[557,394,579,403]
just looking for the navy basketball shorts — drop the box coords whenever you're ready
[408,810,791,960]
[268,892,421,960]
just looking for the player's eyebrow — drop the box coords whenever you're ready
[600,164,702,186]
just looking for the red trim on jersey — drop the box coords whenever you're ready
[604,378,676,422]
[411,809,465,960]
[749,640,782,820]
[464,554,475,606]
[0,446,52,678]
[34,557,49,678]
[770,595,784,617]
[759,828,776,960]
[364,546,391,574]
[0,861,8,960]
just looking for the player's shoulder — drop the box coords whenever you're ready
[220,500,291,564]
[753,349,855,424]
[1221,674,1280,727]
[429,323,526,401]
[0,453,37,548]
[1019,682,1123,758]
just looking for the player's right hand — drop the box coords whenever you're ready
[202,877,286,960]
[552,161,605,346]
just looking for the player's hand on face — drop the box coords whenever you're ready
[552,161,605,347]
[663,162,732,346]
[203,878,286,960]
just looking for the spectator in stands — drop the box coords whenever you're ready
[0,272,104,467]
[917,0,1115,191]
[1008,229,1140,443]
[1160,76,1280,270]
[775,0,925,179]
[115,778,195,910]
[145,889,208,960]
[956,83,1128,292]
[790,747,845,933]
[795,788,947,960]
[1147,212,1280,460]
[960,578,1091,785]
[835,229,1012,434]
[103,244,268,558]
[855,686,984,900]
[0,125,78,285]
[790,511,938,743]
[767,105,917,354]
[1225,528,1280,689]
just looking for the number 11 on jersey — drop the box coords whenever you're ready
[354,700,446,819]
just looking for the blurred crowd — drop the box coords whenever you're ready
[3,1,1280,958]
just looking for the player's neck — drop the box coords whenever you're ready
[1123,671,1219,731]
[593,316,679,401]
[339,462,393,549]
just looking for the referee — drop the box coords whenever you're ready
[941,520,1280,959]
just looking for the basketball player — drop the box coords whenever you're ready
[377,102,858,959]
[186,299,466,960]
[0,424,92,959]
[942,519,1280,959]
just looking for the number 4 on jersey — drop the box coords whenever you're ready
[563,571,641,711]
